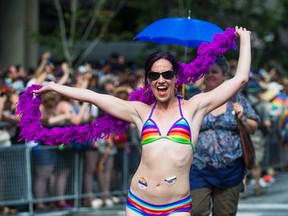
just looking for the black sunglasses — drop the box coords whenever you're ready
[148,70,175,81]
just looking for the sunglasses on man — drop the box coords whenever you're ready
[148,70,175,81]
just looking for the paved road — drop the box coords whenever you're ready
[236,170,288,216]
[33,171,288,216]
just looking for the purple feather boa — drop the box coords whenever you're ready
[178,27,237,84]
[16,85,130,145]
[16,27,237,146]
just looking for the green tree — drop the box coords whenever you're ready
[32,0,126,67]
[124,0,288,72]
[34,0,288,73]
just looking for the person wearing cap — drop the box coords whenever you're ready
[26,52,70,88]
[73,63,93,89]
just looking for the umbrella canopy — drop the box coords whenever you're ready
[134,17,223,48]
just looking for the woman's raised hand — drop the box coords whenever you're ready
[31,81,55,95]
[235,26,251,39]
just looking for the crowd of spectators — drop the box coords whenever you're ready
[185,59,288,198]
[0,51,287,214]
[0,51,143,214]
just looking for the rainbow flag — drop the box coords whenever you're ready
[279,104,288,144]
[271,93,286,111]
[97,145,111,170]
[279,109,288,130]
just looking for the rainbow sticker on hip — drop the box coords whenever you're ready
[138,177,148,189]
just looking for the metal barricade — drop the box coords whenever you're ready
[0,145,28,205]
[0,143,139,215]
[0,127,284,215]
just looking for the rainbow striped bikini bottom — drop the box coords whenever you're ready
[126,188,192,215]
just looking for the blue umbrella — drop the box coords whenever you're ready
[134,17,223,48]
[134,16,224,96]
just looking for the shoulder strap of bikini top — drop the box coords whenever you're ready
[148,102,157,119]
[177,96,184,118]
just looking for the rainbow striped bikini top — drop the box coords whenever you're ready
[141,97,194,152]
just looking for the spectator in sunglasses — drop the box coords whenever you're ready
[28,26,251,216]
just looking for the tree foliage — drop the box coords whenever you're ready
[34,0,288,73]
[120,0,288,72]
[33,0,126,67]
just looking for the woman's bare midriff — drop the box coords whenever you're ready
[130,140,193,204]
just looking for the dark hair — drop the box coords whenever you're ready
[215,56,229,74]
[144,51,182,86]
[16,64,22,72]
[2,67,11,77]
[110,52,120,60]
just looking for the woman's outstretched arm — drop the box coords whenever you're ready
[32,82,139,123]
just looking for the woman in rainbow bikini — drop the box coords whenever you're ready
[18,26,251,216]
